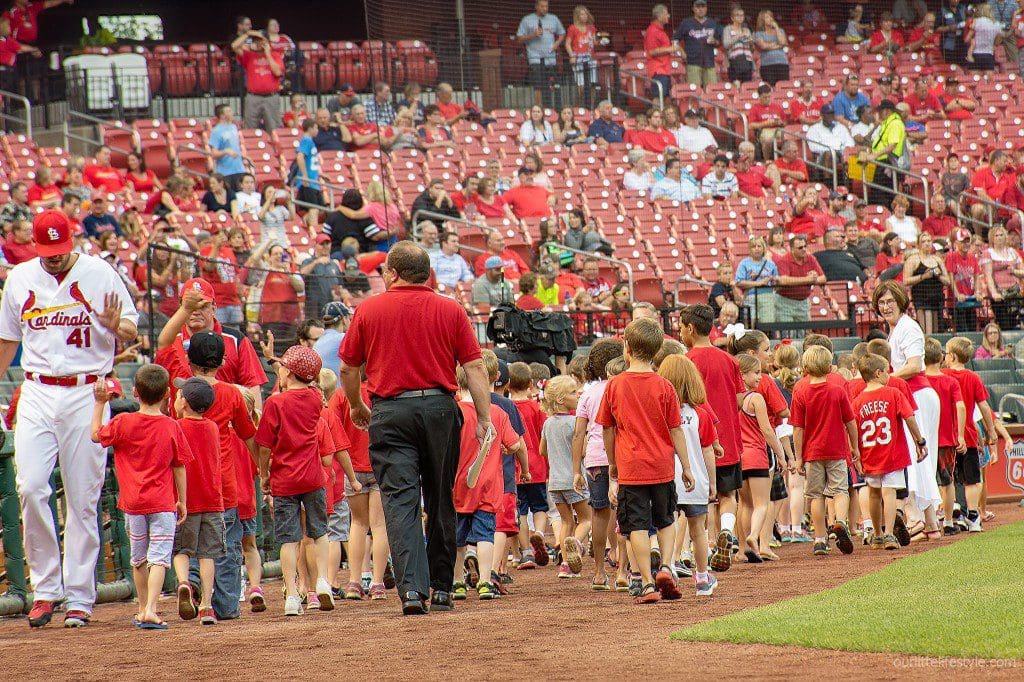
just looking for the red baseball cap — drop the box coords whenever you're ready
[276,345,322,383]
[181,277,215,301]
[105,377,124,398]
[315,233,332,244]
[33,209,74,257]
[954,228,973,242]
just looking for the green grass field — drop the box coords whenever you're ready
[674,522,1024,660]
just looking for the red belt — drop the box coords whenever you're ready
[25,372,101,387]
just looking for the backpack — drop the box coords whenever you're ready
[486,305,577,357]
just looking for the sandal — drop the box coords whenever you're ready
[614,577,630,592]
[906,520,926,538]
[983,511,996,522]
[759,551,779,561]
[591,576,610,591]
[632,583,661,604]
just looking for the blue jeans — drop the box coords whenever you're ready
[215,305,243,327]
[190,506,242,619]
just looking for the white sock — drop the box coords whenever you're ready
[721,513,736,534]
[780,525,791,534]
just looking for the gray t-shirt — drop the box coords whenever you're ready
[517,12,566,64]
[471,275,513,306]
[754,30,789,66]
[542,413,576,490]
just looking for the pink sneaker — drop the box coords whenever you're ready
[369,584,387,600]
[557,563,573,579]
[306,591,321,610]
[248,586,266,612]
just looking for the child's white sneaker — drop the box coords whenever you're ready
[284,595,304,616]
[316,578,335,611]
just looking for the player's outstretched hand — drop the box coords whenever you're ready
[97,292,122,333]
[93,379,110,403]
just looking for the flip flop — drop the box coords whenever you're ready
[632,584,661,604]
[591,576,610,591]
[138,619,168,630]
[131,616,143,628]
[983,511,996,522]
[744,549,764,564]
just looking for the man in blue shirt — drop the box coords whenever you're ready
[208,103,246,190]
[516,0,565,107]
[831,75,871,128]
[295,118,324,222]
[81,195,121,238]
[586,100,625,145]
[672,0,722,87]
[938,0,967,65]
[313,301,351,379]
[430,232,475,290]
[651,158,701,203]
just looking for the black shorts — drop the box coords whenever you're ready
[770,469,788,501]
[296,185,325,207]
[616,482,677,534]
[954,447,982,485]
[936,446,954,487]
[516,482,550,515]
[743,468,770,480]
[727,58,753,83]
[716,462,743,495]
[895,469,910,500]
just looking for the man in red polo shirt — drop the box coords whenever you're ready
[473,231,530,280]
[83,146,126,194]
[903,78,945,124]
[969,150,1013,224]
[435,82,466,125]
[644,4,679,101]
[502,167,553,219]
[342,104,382,151]
[3,0,69,44]
[748,84,786,160]
[734,152,775,198]
[788,80,825,124]
[338,242,491,615]
[231,31,283,132]
[198,226,244,327]
[771,140,809,184]
[921,193,958,240]
[774,235,825,323]
[1,217,36,264]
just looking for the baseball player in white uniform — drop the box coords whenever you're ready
[0,210,138,628]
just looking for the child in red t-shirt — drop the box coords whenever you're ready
[92,364,190,630]
[255,346,337,616]
[791,346,859,557]
[170,377,224,625]
[453,366,526,600]
[597,319,694,604]
[853,354,927,551]
[923,339,966,534]
[507,362,551,570]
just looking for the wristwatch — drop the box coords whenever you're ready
[916,438,926,447]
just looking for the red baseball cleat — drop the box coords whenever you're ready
[28,600,54,628]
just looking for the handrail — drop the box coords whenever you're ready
[618,67,664,110]
[686,93,749,145]
[0,89,32,139]
[411,209,499,235]
[63,108,140,156]
[959,189,1024,236]
[773,128,839,190]
[998,393,1024,418]
[859,155,932,218]
[541,240,634,303]
[673,273,711,305]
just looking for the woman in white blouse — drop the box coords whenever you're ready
[884,195,921,244]
[871,280,942,541]
[519,105,555,146]
[622,148,654,193]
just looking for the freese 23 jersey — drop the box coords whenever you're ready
[0,255,139,376]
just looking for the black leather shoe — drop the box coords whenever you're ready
[430,590,454,611]
[401,591,428,615]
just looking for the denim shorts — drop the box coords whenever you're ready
[328,498,351,542]
[345,470,380,497]
[677,503,708,519]
[586,466,611,510]
[273,487,328,543]
[516,482,550,515]
[240,515,258,538]
[127,511,177,568]
[549,488,588,506]
[456,510,496,547]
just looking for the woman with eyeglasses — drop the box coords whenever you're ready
[870,280,942,541]
[975,322,1014,359]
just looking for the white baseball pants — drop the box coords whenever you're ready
[15,381,108,613]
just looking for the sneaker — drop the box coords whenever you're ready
[883,533,900,550]
[655,568,682,600]
[680,551,694,570]
[306,591,321,610]
[316,578,335,611]
[673,560,693,579]
[649,547,662,571]
[490,571,510,596]
[893,510,912,546]
[695,574,718,597]
[832,521,854,555]
[709,531,732,572]
[529,532,549,567]
[369,584,387,601]
[557,563,573,579]
[517,551,537,570]
[966,511,983,533]
[780,529,794,543]
[63,610,90,628]
[790,530,813,543]
[249,586,267,612]
[465,552,481,585]
[199,607,217,625]
[344,581,365,600]
[563,536,584,574]
[728,532,740,555]
[177,583,197,621]
[382,560,396,590]
[870,534,885,550]
[813,541,829,556]
[943,524,960,536]
[360,575,372,592]
[452,582,468,600]
[498,573,514,584]
[477,581,497,600]
[284,594,304,616]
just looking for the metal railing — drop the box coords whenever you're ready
[858,156,933,218]
[774,128,839,189]
[618,67,664,110]
[959,189,1024,237]
[683,93,749,150]
[0,89,32,139]
[541,240,634,302]
[411,208,498,235]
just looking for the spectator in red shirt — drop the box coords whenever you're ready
[636,107,676,154]
[945,228,982,330]
[734,151,776,198]
[434,82,467,125]
[940,77,976,121]
[281,93,309,128]
[853,198,884,239]
[0,15,40,69]
[622,111,648,147]
[748,83,785,160]
[341,104,381,151]
[921,193,958,240]
[231,30,284,131]
[787,186,826,240]
[473,231,530,280]
[26,165,62,209]
[516,271,547,310]
[580,256,613,305]
[83,146,127,195]
[3,0,69,45]
[970,149,1013,224]
[774,234,826,322]
[906,12,942,58]
[2,218,36,264]
[868,12,905,55]
[788,80,825,124]
[771,140,809,185]
[644,4,680,101]
[199,227,244,326]
[502,168,554,219]
[903,78,946,123]
[451,175,479,213]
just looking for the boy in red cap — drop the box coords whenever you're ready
[255,345,337,616]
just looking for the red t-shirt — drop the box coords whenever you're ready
[513,399,548,483]
[346,121,380,151]
[326,384,372,472]
[567,23,596,56]
[596,371,682,485]
[0,36,21,67]
[787,207,825,240]
[852,385,914,475]
[687,346,743,466]
[736,167,773,198]
[516,293,545,310]
[454,402,518,513]
[773,157,808,182]
[945,250,981,297]
[199,245,242,307]
[907,27,941,54]
[749,103,786,128]
[125,169,158,194]
[4,1,43,43]
[502,185,552,219]
[774,251,824,300]
[971,167,1012,204]
[757,372,788,428]
[238,49,284,96]
[84,164,127,194]
[319,405,352,508]
[869,31,904,50]
[904,92,942,117]
[340,285,482,399]
[437,101,463,121]
[636,127,676,154]
[941,368,989,448]
[2,237,36,265]
[233,434,258,520]
[27,183,62,206]
[788,97,824,123]
[473,249,529,279]
[255,387,333,496]
[472,194,507,219]
[790,380,854,462]
[927,372,964,448]
[157,328,269,391]
[644,21,673,77]
[177,417,224,513]
[98,413,192,515]
[921,214,957,239]
[199,381,257,510]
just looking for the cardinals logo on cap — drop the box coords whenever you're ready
[47,228,60,241]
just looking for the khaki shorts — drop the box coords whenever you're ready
[805,459,849,499]
[686,65,717,87]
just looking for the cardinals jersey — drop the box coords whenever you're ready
[0,254,139,376]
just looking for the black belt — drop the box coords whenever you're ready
[376,388,453,401]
